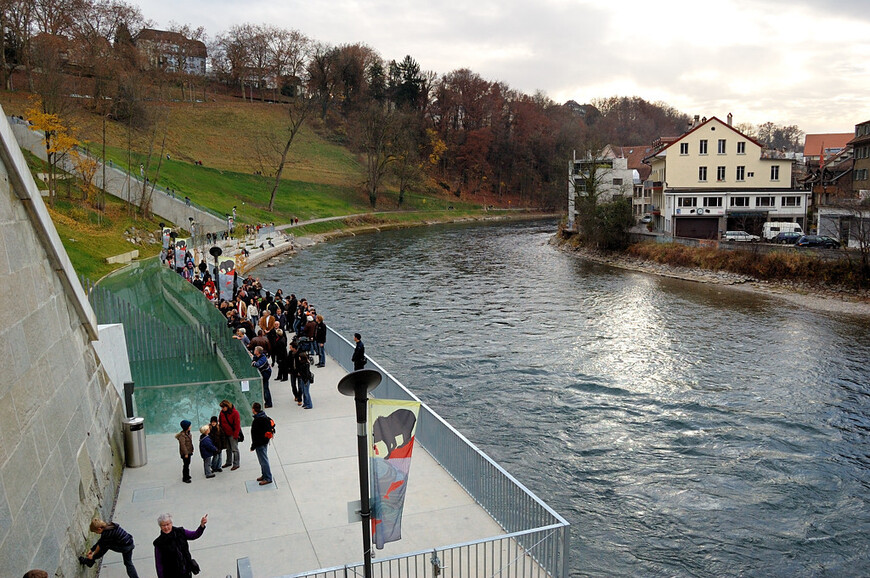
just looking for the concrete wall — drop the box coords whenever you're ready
[0,107,126,576]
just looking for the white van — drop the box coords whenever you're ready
[762,222,803,240]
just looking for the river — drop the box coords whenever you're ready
[260,219,870,577]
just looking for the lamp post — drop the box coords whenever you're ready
[169,231,178,271]
[337,369,382,578]
[209,245,222,298]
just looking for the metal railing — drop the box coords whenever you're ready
[294,329,570,578]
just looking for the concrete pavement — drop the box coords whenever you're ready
[97,355,503,577]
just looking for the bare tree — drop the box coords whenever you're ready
[256,92,316,212]
[355,102,399,208]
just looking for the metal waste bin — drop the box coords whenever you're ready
[122,417,147,467]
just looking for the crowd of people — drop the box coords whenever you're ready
[158,237,338,485]
[68,233,370,578]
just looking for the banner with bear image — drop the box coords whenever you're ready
[218,256,236,301]
[368,399,421,549]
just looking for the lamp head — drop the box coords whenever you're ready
[209,246,223,259]
[337,369,381,397]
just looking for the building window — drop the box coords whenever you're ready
[717,166,726,181]
[731,196,749,207]
[699,166,707,181]
[854,169,868,181]
[680,143,689,155]
[699,140,708,155]
[782,196,801,207]
[703,197,723,207]
[756,196,774,207]
[678,197,698,208]
[612,178,623,185]
[736,166,745,181]
[737,142,746,154]
[717,139,726,154]
[770,165,780,181]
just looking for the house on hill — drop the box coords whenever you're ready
[135,29,207,75]
[642,115,809,239]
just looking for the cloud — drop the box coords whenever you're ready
[135,0,870,132]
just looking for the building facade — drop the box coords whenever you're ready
[567,147,636,229]
[135,29,207,75]
[850,120,870,198]
[643,116,809,239]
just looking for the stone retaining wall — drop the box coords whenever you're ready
[0,107,126,577]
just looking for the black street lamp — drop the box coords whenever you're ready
[337,369,382,578]
[209,245,222,297]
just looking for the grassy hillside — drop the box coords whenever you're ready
[0,90,527,277]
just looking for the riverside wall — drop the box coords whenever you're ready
[0,107,126,576]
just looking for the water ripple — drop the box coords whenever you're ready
[262,220,870,577]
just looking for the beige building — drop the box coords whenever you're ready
[644,116,809,239]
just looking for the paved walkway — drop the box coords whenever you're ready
[98,356,503,577]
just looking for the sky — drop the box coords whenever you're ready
[136,0,870,134]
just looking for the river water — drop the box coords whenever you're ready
[260,219,870,577]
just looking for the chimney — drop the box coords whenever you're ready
[690,114,700,130]
[701,116,707,123]
[727,113,733,126]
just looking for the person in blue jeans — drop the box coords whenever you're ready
[297,348,313,409]
[314,314,327,367]
[79,518,139,577]
[252,345,273,408]
[250,402,273,485]
[198,425,219,479]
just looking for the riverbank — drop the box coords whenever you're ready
[551,236,870,317]
[245,210,559,269]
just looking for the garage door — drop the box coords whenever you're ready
[675,217,719,239]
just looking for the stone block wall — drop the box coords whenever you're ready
[0,112,126,576]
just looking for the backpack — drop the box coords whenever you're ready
[264,418,276,439]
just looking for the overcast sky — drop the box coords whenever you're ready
[138,0,870,134]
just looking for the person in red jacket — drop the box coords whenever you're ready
[219,400,241,470]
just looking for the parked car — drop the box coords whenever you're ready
[795,235,841,249]
[640,215,652,224]
[723,231,760,242]
[772,231,804,244]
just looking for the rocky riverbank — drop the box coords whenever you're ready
[552,237,870,317]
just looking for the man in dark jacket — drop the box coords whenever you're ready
[314,315,327,367]
[80,519,139,577]
[352,332,366,370]
[252,346,273,408]
[250,402,273,485]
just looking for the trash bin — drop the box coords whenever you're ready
[122,417,147,467]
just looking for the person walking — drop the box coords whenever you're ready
[314,314,327,367]
[198,425,218,479]
[153,513,208,578]
[175,420,194,484]
[352,333,367,370]
[252,345,273,408]
[219,400,241,470]
[250,402,273,485]
[79,518,139,577]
